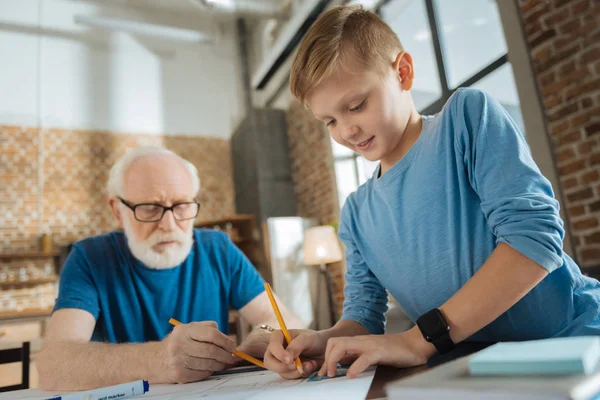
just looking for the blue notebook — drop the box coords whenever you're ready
[468,337,600,376]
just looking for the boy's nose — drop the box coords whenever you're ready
[341,123,361,142]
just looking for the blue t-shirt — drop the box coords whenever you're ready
[339,88,600,341]
[54,229,265,343]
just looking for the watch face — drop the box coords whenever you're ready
[418,309,449,340]
[431,315,447,333]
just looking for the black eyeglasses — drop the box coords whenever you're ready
[119,197,200,223]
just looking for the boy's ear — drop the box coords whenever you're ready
[393,51,414,91]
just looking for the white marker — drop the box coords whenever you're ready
[46,380,149,400]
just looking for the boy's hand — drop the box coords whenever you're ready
[318,332,430,379]
[264,329,328,379]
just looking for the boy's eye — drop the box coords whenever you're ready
[350,100,365,112]
[326,119,336,127]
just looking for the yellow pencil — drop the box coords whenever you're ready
[263,282,303,371]
[168,318,265,369]
[232,350,265,368]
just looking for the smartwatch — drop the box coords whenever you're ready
[416,308,455,354]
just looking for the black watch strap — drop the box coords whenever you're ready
[416,308,456,355]
[431,331,455,354]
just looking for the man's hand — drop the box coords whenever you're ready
[161,321,237,383]
[263,329,327,379]
[318,331,429,379]
[235,327,271,359]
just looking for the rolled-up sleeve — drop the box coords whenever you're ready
[456,89,564,273]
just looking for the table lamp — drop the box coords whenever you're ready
[303,225,343,329]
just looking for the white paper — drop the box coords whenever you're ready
[145,367,376,400]
[4,367,376,400]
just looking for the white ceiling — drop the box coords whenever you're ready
[99,0,204,15]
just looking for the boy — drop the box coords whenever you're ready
[263,5,600,379]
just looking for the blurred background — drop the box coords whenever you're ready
[0,0,598,389]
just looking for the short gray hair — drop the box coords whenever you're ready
[107,146,200,198]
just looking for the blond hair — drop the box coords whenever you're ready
[290,5,403,105]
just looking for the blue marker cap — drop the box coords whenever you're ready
[143,380,150,393]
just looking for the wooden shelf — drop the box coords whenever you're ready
[196,214,255,228]
[195,214,257,247]
[0,277,58,289]
[0,307,53,321]
[0,251,60,260]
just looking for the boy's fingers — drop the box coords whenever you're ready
[268,331,293,364]
[286,334,313,359]
[318,339,334,376]
[325,342,347,377]
[318,338,337,376]
[264,350,304,379]
[264,351,290,374]
[346,354,371,379]
[302,361,316,376]
[339,354,358,366]
[280,370,304,380]
[317,362,327,377]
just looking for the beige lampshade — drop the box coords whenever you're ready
[303,226,343,265]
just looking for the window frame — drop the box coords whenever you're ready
[378,0,509,115]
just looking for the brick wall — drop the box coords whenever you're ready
[0,125,235,314]
[519,0,600,275]
[286,101,346,319]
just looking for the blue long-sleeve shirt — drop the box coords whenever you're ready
[339,88,600,341]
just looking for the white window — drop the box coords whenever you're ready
[380,0,524,128]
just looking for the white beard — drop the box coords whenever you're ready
[122,216,194,270]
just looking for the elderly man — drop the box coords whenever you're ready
[37,147,303,390]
